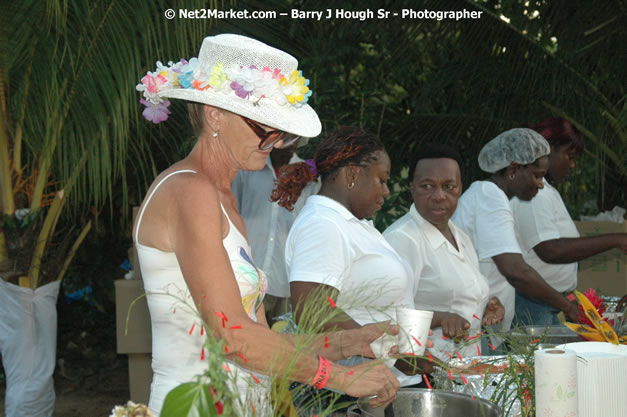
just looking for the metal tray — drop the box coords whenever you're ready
[508,325,581,345]
[432,355,526,417]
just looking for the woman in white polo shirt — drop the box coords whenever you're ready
[384,144,504,361]
[511,118,627,325]
[272,126,426,388]
[451,128,580,345]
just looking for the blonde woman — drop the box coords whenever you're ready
[134,34,399,416]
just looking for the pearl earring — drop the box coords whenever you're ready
[212,131,219,138]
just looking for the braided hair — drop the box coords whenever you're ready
[271,126,385,211]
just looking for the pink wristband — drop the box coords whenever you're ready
[311,355,330,390]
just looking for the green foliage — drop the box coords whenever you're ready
[0,0,224,285]
[2,210,38,231]
[4,0,623,229]
[0,0,223,221]
[222,0,625,221]
[161,382,226,417]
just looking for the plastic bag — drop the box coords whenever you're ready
[580,206,625,223]
[0,279,60,417]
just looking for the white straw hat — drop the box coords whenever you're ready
[136,34,321,138]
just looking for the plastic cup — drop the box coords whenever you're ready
[396,307,433,356]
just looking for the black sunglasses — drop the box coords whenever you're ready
[241,117,300,151]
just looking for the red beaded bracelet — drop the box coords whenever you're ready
[311,355,331,390]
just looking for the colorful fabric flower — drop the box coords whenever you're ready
[249,70,283,106]
[109,401,154,417]
[226,65,264,98]
[136,73,168,103]
[230,81,249,99]
[281,70,312,106]
[137,58,314,124]
[208,62,228,89]
[140,99,170,124]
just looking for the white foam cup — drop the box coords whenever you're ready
[395,307,433,356]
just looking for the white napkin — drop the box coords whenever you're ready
[369,333,399,368]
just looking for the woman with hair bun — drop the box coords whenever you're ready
[275,126,430,391]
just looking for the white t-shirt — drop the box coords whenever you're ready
[452,181,521,333]
[510,180,579,293]
[286,195,420,386]
[232,154,320,297]
[384,204,490,360]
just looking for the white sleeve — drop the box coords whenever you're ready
[473,186,521,260]
[512,192,561,251]
[383,229,424,298]
[286,218,351,291]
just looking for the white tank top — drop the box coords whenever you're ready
[134,170,270,416]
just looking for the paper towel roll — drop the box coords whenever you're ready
[535,349,578,417]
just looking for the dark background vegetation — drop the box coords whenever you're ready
[1,0,625,413]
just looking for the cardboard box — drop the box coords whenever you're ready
[115,279,153,404]
[115,279,152,353]
[129,206,142,280]
[574,221,627,296]
[128,353,152,405]
[128,246,141,280]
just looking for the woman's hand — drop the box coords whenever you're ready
[435,312,470,341]
[394,356,435,375]
[393,329,436,375]
[482,296,505,326]
[341,360,400,409]
[343,321,400,359]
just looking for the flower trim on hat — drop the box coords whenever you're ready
[136,58,313,123]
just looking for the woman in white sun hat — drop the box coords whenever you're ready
[133,34,400,416]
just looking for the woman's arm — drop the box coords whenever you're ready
[281,323,400,361]
[533,234,627,264]
[290,281,362,331]
[492,253,578,321]
[256,294,362,361]
[169,177,398,405]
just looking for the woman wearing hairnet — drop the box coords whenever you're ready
[510,118,627,326]
[452,128,579,347]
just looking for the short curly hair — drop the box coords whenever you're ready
[408,143,463,184]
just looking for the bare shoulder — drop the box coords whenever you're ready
[162,172,222,222]
[135,169,223,249]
